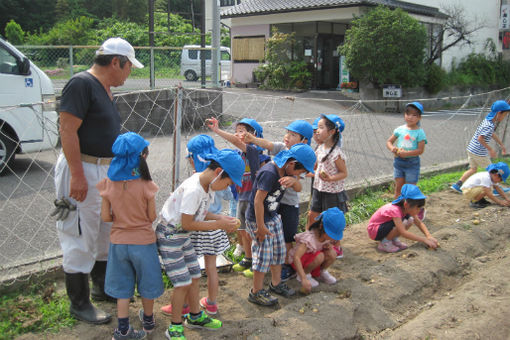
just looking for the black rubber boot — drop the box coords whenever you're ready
[90,261,116,303]
[65,272,112,324]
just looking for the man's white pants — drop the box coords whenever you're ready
[54,154,111,274]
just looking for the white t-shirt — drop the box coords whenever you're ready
[159,173,214,231]
[461,172,493,190]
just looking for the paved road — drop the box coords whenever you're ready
[0,88,498,280]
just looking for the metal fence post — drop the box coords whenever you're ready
[150,47,155,89]
[172,86,183,191]
[69,45,74,77]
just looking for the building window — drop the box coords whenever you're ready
[220,0,240,6]
[232,36,265,62]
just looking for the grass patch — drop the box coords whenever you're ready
[0,281,75,339]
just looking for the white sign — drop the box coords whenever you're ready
[501,5,510,30]
[383,84,402,98]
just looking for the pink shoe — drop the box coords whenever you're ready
[296,273,319,288]
[377,241,399,253]
[199,297,218,315]
[392,238,408,250]
[317,270,337,284]
[333,245,343,259]
[160,304,190,316]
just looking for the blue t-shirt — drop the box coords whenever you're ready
[393,125,427,152]
[245,162,286,223]
[466,119,496,156]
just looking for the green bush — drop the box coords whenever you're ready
[5,20,24,44]
[424,63,446,94]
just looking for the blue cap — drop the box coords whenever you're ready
[108,132,150,181]
[259,153,271,164]
[273,143,316,174]
[321,114,345,132]
[285,120,313,145]
[406,102,424,115]
[486,162,510,182]
[238,118,263,138]
[203,149,245,187]
[486,100,510,121]
[316,207,345,241]
[392,184,427,204]
[186,135,218,172]
[312,117,321,130]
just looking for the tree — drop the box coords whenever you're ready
[339,6,427,88]
[4,20,24,44]
[112,0,147,24]
[0,0,56,36]
[426,3,485,65]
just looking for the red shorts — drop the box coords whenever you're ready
[291,251,322,277]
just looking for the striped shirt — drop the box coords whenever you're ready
[466,119,496,156]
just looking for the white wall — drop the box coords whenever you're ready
[406,0,501,69]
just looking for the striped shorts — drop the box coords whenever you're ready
[155,223,201,288]
[245,214,286,273]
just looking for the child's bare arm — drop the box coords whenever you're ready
[394,217,437,248]
[492,133,507,155]
[320,156,347,182]
[254,190,274,241]
[243,133,274,151]
[181,213,237,232]
[279,176,302,192]
[147,197,157,222]
[206,117,247,152]
[485,187,510,206]
[293,243,312,292]
[100,198,113,222]
[477,135,496,158]
[386,135,398,153]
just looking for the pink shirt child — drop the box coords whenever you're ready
[366,203,405,240]
[287,230,332,264]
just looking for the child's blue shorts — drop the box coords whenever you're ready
[393,156,420,183]
[105,243,164,300]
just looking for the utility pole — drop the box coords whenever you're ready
[200,0,206,88]
[211,0,220,87]
[149,0,155,89]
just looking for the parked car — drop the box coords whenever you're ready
[180,45,231,81]
[0,37,58,174]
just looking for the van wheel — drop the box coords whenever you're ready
[184,70,198,81]
[0,131,16,175]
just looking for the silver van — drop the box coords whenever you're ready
[180,45,231,81]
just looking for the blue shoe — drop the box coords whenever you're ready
[450,183,462,193]
[280,264,296,282]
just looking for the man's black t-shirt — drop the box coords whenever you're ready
[60,71,121,157]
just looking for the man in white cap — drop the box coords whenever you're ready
[54,37,143,324]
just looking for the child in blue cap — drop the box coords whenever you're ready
[206,117,265,278]
[460,162,510,208]
[386,102,427,199]
[156,149,244,339]
[367,184,438,253]
[96,132,164,339]
[451,100,510,193]
[244,143,316,306]
[308,114,347,258]
[288,207,346,294]
[244,119,314,281]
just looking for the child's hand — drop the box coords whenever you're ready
[205,117,219,132]
[502,146,507,155]
[279,176,297,188]
[500,200,510,207]
[424,237,438,249]
[391,146,398,154]
[255,226,273,242]
[301,277,312,294]
[305,172,314,178]
[489,148,497,158]
[243,132,254,143]
[319,170,330,181]
[221,216,239,233]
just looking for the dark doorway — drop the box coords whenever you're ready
[315,34,343,89]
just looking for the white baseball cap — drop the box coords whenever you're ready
[96,37,144,68]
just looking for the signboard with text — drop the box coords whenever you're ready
[501,5,510,30]
[382,84,402,98]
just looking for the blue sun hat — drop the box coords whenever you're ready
[392,184,427,204]
[316,207,346,241]
[202,149,245,187]
[108,132,150,181]
[259,153,271,165]
[186,134,219,172]
[312,117,321,130]
[238,118,263,138]
[273,143,316,174]
[321,114,345,132]
[285,120,313,145]
[406,102,424,115]
[486,100,510,121]
[486,162,510,182]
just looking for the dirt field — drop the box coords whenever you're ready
[17,189,510,340]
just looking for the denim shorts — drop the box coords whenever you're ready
[278,203,300,243]
[393,156,420,183]
[105,243,164,300]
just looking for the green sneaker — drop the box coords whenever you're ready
[233,258,251,272]
[184,311,222,330]
[165,324,186,340]
[243,268,254,278]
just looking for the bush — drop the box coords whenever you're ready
[5,20,24,44]
[424,63,446,94]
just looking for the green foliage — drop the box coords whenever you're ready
[26,16,96,45]
[0,0,56,37]
[55,0,92,23]
[339,6,427,88]
[424,63,446,94]
[0,282,75,339]
[253,29,312,90]
[112,0,147,24]
[4,20,24,44]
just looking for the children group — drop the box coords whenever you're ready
[97,99,510,340]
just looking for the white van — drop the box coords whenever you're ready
[180,45,231,81]
[0,38,58,174]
